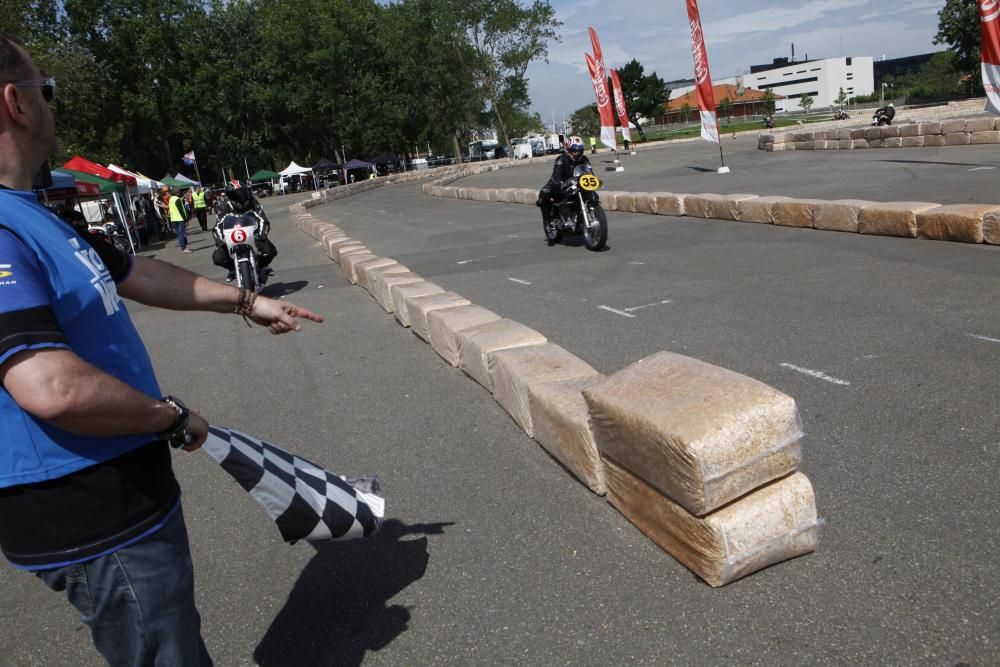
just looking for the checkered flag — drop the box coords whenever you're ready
[201,426,384,543]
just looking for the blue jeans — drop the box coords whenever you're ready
[36,507,212,666]
[173,221,188,249]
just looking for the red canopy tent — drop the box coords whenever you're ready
[62,155,137,187]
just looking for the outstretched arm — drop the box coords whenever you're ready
[119,256,323,333]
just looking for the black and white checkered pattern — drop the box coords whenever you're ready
[202,426,384,543]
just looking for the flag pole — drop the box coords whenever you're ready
[193,160,202,185]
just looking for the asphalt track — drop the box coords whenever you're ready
[2,139,999,665]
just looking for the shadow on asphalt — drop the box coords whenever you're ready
[260,280,309,298]
[253,520,453,666]
[686,166,717,173]
[876,158,998,168]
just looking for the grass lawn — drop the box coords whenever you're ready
[637,115,833,143]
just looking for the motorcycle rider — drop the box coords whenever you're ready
[873,102,895,125]
[211,183,277,282]
[536,136,591,230]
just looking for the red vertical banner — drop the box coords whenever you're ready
[587,27,618,151]
[982,0,1000,114]
[686,0,720,144]
[610,69,632,143]
[585,53,618,151]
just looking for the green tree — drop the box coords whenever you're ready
[798,93,814,115]
[680,102,692,123]
[934,0,982,95]
[718,96,732,122]
[568,103,599,139]
[762,89,776,116]
[835,87,848,107]
[615,58,670,140]
[455,0,560,148]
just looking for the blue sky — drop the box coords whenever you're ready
[527,0,946,124]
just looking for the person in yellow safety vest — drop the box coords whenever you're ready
[589,136,597,154]
[192,186,209,232]
[167,190,191,253]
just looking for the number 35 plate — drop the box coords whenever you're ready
[579,174,601,191]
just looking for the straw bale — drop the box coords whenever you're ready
[984,210,1000,245]
[971,131,1000,144]
[965,118,995,133]
[528,375,607,494]
[916,204,999,244]
[456,319,547,391]
[652,193,684,217]
[900,136,925,148]
[341,253,379,284]
[392,282,445,327]
[604,461,819,587]
[922,135,946,147]
[813,200,874,233]
[918,122,942,135]
[490,343,597,435]
[944,132,971,146]
[354,258,400,290]
[859,202,940,238]
[737,196,790,224]
[428,305,502,367]
[374,272,425,312]
[584,352,802,516]
[772,199,825,228]
[941,119,967,134]
[407,292,472,341]
[897,124,920,138]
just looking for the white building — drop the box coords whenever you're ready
[673,56,875,113]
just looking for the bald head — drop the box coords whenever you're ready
[0,33,56,190]
[0,33,29,81]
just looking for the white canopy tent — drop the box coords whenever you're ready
[279,161,316,191]
[107,164,163,194]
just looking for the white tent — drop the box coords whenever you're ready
[279,161,316,191]
[173,173,200,186]
[279,161,313,176]
[108,164,163,193]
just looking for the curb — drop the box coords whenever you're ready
[759,116,1000,152]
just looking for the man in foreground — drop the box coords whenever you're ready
[0,33,323,664]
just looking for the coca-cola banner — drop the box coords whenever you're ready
[585,52,618,150]
[982,0,1000,114]
[610,69,632,143]
[686,0,720,144]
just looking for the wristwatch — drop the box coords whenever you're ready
[157,395,191,449]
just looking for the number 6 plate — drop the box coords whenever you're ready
[579,174,601,191]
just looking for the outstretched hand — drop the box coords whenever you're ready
[249,296,324,334]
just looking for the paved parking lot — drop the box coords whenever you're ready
[3,140,998,664]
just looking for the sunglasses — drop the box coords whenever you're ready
[5,77,56,103]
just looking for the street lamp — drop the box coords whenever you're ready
[880,82,888,105]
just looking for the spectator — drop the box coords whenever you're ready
[0,32,324,665]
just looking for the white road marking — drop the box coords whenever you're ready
[598,305,637,318]
[508,234,521,238]
[507,277,532,285]
[456,256,495,265]
[625,300,672,312]
[629,261,645,265]
[969,167,995,172]
[779,363,851,386]
[969,333,1000,344]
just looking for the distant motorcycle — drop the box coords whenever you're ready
[832,109,850,120]
[214,213,268,291]
[872,111,893,126]
[542,164,608,251]
[762,115,775,129]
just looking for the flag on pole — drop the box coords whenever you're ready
[686,0,720,144]
[610,69,632,143]
[182,150,196,166]
[586,27,617,151]
[201,425,385,543]
[982,0,1000,115]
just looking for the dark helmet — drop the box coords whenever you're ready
[227,186,254,213]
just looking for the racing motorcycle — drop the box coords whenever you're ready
[213,212,268,291]
[832,109,850,121]
[872,110,893,126]
[542,164,608,251]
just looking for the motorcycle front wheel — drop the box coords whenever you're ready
[583,204,608,251]
[236,258,255,291]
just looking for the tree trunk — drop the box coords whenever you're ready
[630,114,647,141]
[452,131,463,164]
[488,90,511,149]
